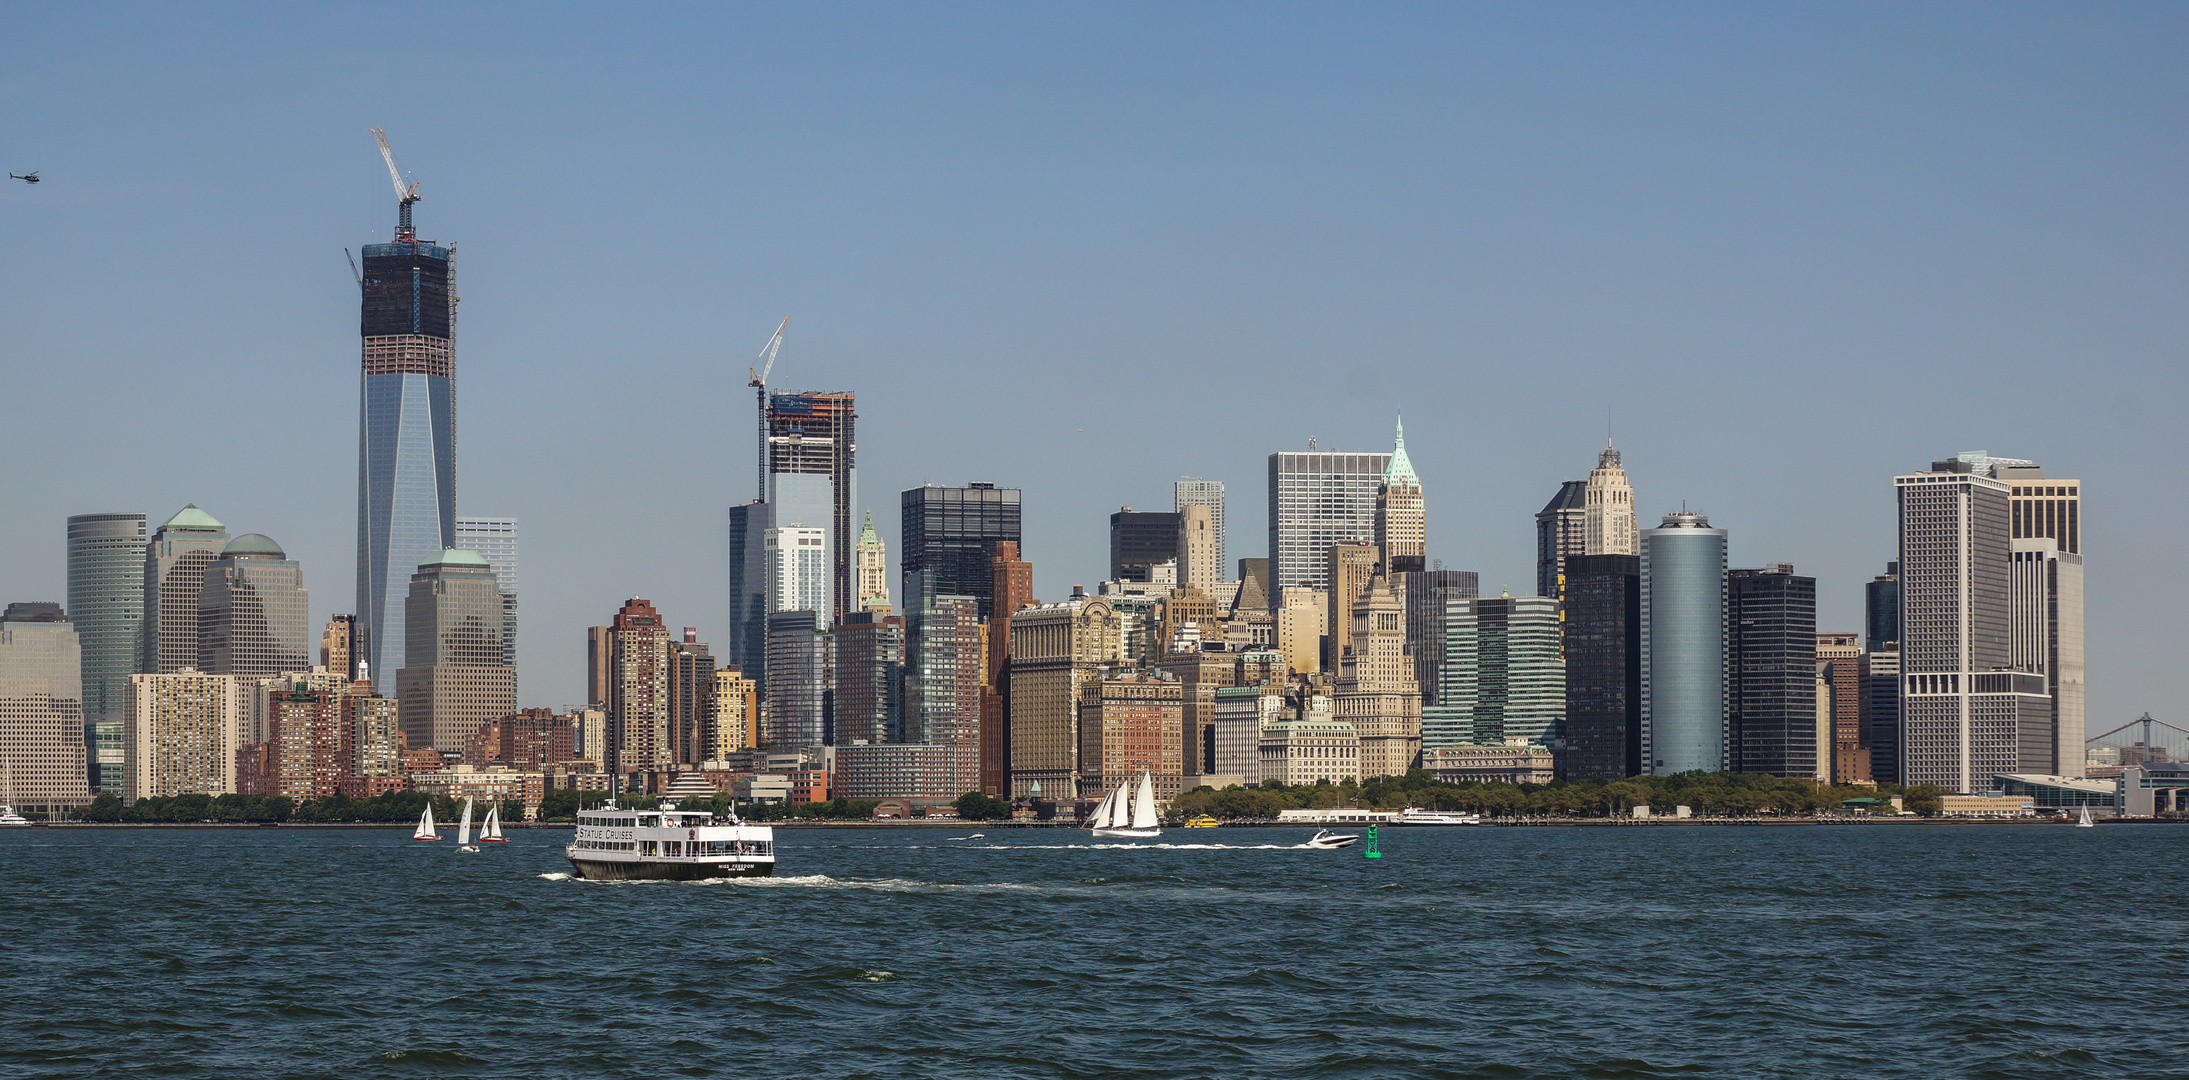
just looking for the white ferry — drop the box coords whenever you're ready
[567,803,776,880]
[1392,807,1482,826]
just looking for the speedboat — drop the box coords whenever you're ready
[1305,829,1359,849]
[947,833,986,841]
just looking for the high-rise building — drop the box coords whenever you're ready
[1584,443,1639,556]
[1334,575,1421,779]
[765,610,831,750]
[1725,564,1817,778]
[586,624,612,709]
[905,571,981,794]
[1273,586,1326,676]
[1641,511,1727,775]
[394,549,515,755]
[455,518,519,670]
[835,611,905,747]
[1865,562,1900,652]
[1896,461,2053,792]
[1423,593,1563,751]
[1560,554,1641,780]
[1996,461,2080,555]
[1152,641,1236,778]
[1324,542,1381,672]
[197,534,310,680]
[667,630,715,766]
[1174,479,1226,574]
[321,616,356,680]
[606,598,671,778]
[1268,450,1391,593]
[982,541,1034,796]
[1534,481,1587,601]
[856,510,890,613]
[0,603,87,813]
[1865,646,1901,783]
[1111,508,1183,583]
[1177,504,1220,592]
[1374,418,1426,575]
[710,667,758,759]
[1817,632,1867,784]
[1077,677,1185,803]
[66,513,145,723]
[340,679,404,795]
[766,390,857,623]
[356,208,458,681]
[2011,538,2085,776]
[142,505,228,674]
[1400,569,1479,706]
[725,501,769,696]
[901,483,1021,618]
[764,525,831,619]
[1008,593,1122,798]
[125,669,240,802]
[260,687,347,802]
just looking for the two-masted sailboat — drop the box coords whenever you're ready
[1087,770,1163,839]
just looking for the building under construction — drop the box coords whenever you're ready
[767,390,857,624]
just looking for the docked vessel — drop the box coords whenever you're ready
[566,802,776,880]
[1088,771,1162,839]
[1392,807,1482,826]
[1,764,29,826]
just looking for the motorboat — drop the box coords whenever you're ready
[1393,806,1482,826]
[947,833,986,841]
[566,801,776,880]
[1304,829,1359,849]
[1087,771,1163,839]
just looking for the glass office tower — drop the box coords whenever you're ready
[900,483,1021,618]
[1640,512,1727,775]
[66,512,145,723]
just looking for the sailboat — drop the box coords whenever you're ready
[412,802,440,840]
[2077,805,2096,828]
[1089,770,1163,839]
[479,803,509,842]
[456,797,478,852]
[0,761,29,826]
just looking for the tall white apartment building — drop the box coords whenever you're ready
[125,669,240,802]
[765,525,831,618]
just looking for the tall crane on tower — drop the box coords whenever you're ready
[371,128,422,241]
[749,317,789,503]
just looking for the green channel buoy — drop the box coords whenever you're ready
[1364,822,1382,859]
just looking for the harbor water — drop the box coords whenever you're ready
[2,823,2182,1078]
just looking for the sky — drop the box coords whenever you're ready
[2,4,2184,723]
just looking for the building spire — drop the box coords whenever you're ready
[1383,414,1418,485]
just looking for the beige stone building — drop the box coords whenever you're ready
[0,605,88,813]
[1078,676,1185,803]
[1374,417,1425,575]
[125,669,240,802]
[1007,594,1121,799]
[1177,503,1220,592]
[1274,586,1326,675]
[1333,575,1421,779]
[1325,542,1381,673]
[1259,712,1361,786]
[855,510,891,614]
[711,667,758,757]
[1583,443,1638,556]
[1154,648,1238,780]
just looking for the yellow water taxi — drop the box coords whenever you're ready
[1183,815,1221,828]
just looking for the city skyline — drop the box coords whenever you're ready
[2,7,2181,720]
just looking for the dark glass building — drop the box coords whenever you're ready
[1535,480,1587,601]
[1865,561,1900,653]
[900,483,1021,619]
[1399,569,1479,705]
[1561,554,1640,780]
[1726,564,1818,777]
[1109,509,1182,582]
[835,611,906,745]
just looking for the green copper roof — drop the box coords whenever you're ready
[159,504,224,531]
[1383,416,1418,485]
[221,533,285,558]
[418,547,492,570]
[859,509,880,546]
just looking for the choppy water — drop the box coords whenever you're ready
[3,823,2183,1078]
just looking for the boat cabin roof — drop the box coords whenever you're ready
[578,808,717,827]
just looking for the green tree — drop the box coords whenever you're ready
[952,791,1012,821]
[1903,784,1946,816]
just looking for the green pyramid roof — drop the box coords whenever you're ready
[1383,416,1418,485]
[159,504,224,532]
[859,509,880,546]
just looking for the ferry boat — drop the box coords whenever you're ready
[1392,807,1482,826]
[567,802,776,880]
[1183,815,1221,829]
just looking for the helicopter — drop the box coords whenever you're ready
[9,172,38,184]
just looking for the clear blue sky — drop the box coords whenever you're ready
[3,4,2183,723]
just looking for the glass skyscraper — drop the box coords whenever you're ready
[900,483,1021,618]
[1640,512,1727,775]
[66,512,145,723]
[1267,451,1390,592]
[356,222,457,681]
[455,517,518,671]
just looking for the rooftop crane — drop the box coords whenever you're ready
[370,128,421,241]
[748,317,789,503]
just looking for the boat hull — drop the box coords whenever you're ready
[566,857,775,881]
[1090,827,1162,839]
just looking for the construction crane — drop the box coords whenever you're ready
[748,317,789,503]
[344,248,363,291]
[370,128,421,241]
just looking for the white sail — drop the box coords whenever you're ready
[416,803,437,838]
[1130,770,1158,830]
[457,797,474,845]
[1088,789,1115,830]
[482,805,501,840]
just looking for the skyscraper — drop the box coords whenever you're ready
[2011,538,2084,775]
[142,506,228,674]
[835,611,905,746]
[1401,569,1480,706]
[66,513,145,722]
[982,541,1034,796]
[905,571,982,784]
[394,549,514,754]
[855,510,890,613]
[1177,504,1220,592]
[1561,553,1641,780]
[1375,418,1425,575]
[1641,511,1727,775]
[1817,631,1867,784]
[1584,443,1638,556]
[606,598,670,778]
[1324,542,1381,672]
[197,534,310,680]
[767,390,856,622]
[1865,562,1900,652]
[125,669,239,802]
[667,630,715,766]
[1534,481,1587,600]
[1725,564,1817,778]
[356,202,458,681]
[1174,478,1226,573]
[1008,592,1122,799]
[1333,575,1420,779]
[764,610,831,749]
[455,518,518,670]
[725,501,768,697]
[764,525,831,618]
[0,603,87,813]
[1895,461,2052,792]
[1110,508,1183,583]
[1997,460,2080,554]
[321,616,356,679]
[1864,561,1902,782]
[1268,449,1390,592]
[1423,593,1564,751]
[900,483,1021,618]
